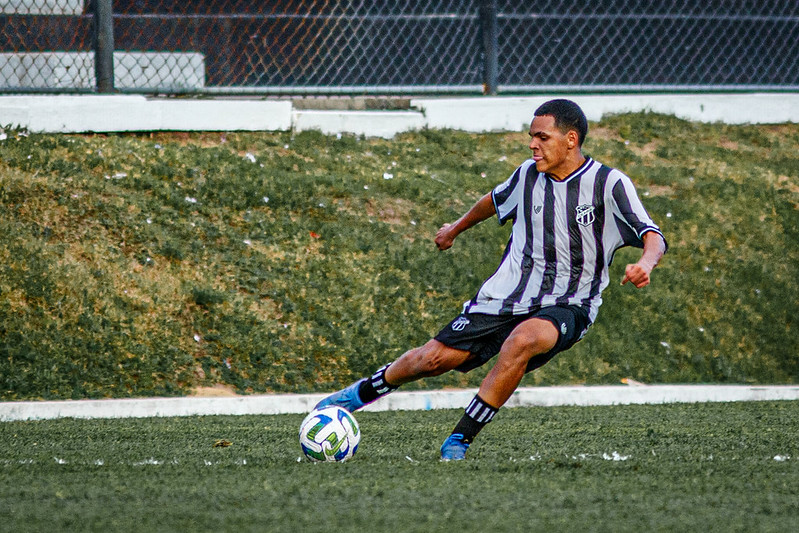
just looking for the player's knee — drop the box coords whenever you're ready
[502,328,556,363]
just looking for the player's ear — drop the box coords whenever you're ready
[567,129,579,149]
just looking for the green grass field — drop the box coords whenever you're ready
[1,401,797,532]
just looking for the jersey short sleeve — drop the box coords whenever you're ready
[492,161,531,226]
[610,170,667,249]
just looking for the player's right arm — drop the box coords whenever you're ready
[435,192,496,250]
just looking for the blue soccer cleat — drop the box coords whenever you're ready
[440,433,470,461]
[314,378,367,412]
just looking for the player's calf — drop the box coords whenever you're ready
[386,340,471,382]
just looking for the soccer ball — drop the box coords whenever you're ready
[299,406,360,462]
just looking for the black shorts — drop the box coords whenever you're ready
[434,305,590,373]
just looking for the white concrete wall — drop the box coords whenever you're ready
[411,93,799,132]
[292,109,426,139]
[1,93,796,136]
[0,95,292,132]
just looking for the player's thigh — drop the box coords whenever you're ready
[500,317,559,360]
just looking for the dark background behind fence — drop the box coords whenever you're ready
[1,0,798,94]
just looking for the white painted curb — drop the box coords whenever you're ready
[292,109,425,139]
[411,93,799,132]
[1,385,797,422]
[2,93,796,137]
[0,95,292,133]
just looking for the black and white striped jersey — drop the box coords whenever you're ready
[463,157,665,323]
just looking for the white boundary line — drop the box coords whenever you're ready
[1,385,798,422]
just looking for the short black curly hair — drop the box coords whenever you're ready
[534,99,588,147]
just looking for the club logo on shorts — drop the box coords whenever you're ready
[451,316,471,332]
[561,323,568,335]
[576,204,595,226]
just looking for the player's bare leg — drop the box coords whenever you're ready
[441,318,558,461]
[385,340,473,385]
[477,318,559,407]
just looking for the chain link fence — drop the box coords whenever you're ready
[497,0,799,90]
[1,0,798,94]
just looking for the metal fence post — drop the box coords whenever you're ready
[479,0,499,95]
[93,0,115,93]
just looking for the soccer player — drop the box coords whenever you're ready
[315,99,667,460]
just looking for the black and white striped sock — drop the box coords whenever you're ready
[465,395,499,424]
[357,363,399,404]
[451,394,499,444]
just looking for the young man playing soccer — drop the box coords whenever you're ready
[315,99,667,460]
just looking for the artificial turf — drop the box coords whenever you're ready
[1,401,797,532]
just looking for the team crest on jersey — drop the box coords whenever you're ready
[451,316,471,332]
[576,204,595,226]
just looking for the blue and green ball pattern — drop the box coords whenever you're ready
[299,406,360,462]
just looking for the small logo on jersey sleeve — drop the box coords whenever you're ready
[451,316,471,332]
[576,204,596,226]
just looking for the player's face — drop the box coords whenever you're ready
[528,115,574,177]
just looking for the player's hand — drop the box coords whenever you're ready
[435,223,457,250]
[621,263,652,288]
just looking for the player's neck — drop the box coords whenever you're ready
[546,153,587,182]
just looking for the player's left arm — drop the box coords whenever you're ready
[621,231,667,288]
